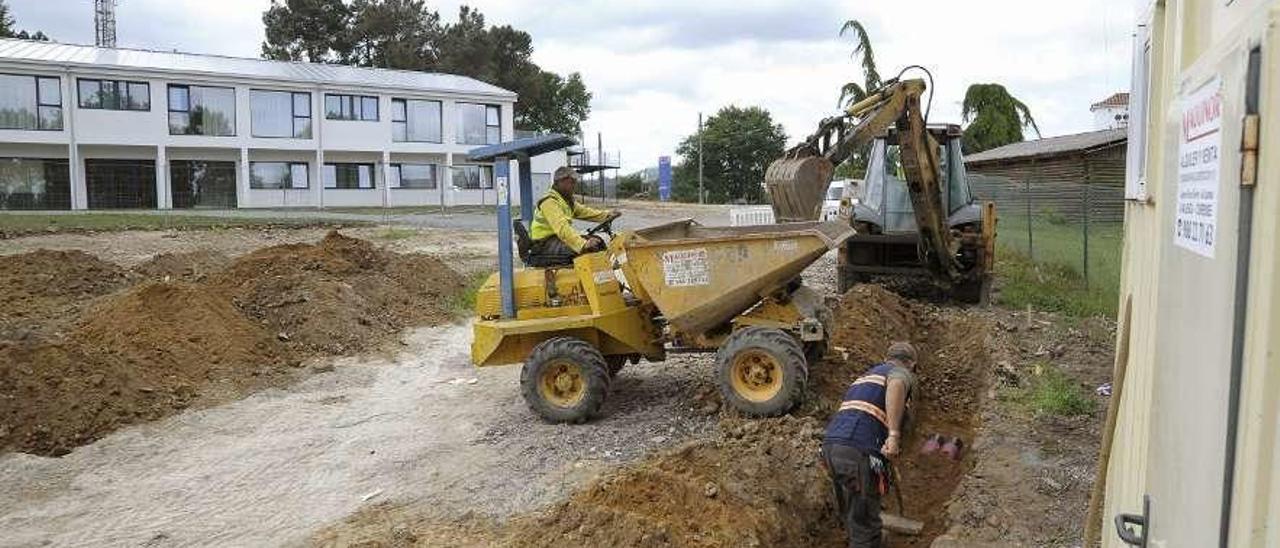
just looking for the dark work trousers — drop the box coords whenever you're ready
[527,236,578,267]
[823,442,883,548]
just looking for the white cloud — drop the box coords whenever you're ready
[8,0,1134,172]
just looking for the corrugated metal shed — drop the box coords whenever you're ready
[0,38,516,98]
[965,128,1127,165]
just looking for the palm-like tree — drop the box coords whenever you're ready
[836,20,882,108]
[960,83,1042,153]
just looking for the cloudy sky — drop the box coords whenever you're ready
[9,0,1134,170]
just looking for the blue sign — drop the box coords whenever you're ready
[658,156,672,202]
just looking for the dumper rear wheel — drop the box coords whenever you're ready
[717,327,807,417]
[521,337,610,424]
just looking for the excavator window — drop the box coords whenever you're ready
[878,143,952,232]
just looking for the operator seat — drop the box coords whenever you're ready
[513,219,574,268]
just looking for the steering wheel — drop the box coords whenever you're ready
[586,216,617,238]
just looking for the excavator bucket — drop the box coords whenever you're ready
[764,155,835,223]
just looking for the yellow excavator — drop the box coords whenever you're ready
[766,70,995,302]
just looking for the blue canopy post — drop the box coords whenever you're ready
[468,133,578,320]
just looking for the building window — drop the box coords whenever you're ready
[168,84,235,136]
[390,163,438,189]
[85,159,156,209]
[170,160,236,208]
[324,94,378,121]
[0,157,71,210]
[451,164,493,189]
[324,163,376,189]
[391,99,442,143]
[456,103,500,145]
[0,74,61,130]
[251,90,311,138]
[250,161,309,189]
[77,79,149,111]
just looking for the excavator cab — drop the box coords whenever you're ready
[842,124,989,300]
[763,75,994,303]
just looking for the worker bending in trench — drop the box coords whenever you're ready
[528,166,621,264]
[822,341,917,547]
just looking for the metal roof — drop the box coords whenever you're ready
[467,134,577,161]
[0,38,516,99]
[964,128,1127,165]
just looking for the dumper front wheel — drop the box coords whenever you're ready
[717,327,807,417]
[521,337,610,424]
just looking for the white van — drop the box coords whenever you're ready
[820,179,860,220]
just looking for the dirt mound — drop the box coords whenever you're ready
[213,231,465,354]
[497,416,837,547]
[0,249,130,340]
[1,232,466,456]
[0,282,295,456]
[131,250,230,282]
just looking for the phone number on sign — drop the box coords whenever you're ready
[1177,218,1215,246]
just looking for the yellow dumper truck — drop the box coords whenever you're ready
[472,217,853,422]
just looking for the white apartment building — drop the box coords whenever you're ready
[0,38,560,210]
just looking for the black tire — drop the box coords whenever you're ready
[953,275,993,305]
[520,337,611,424]
[716,327,808,417]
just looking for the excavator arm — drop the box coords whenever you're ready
[764,77,966,282]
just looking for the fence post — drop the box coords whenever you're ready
[1025,165,1034,260]
[1083,157,1092,289]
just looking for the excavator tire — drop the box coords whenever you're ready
[716,327,808,417]
[521,337,610,424]
[952,275,993,305]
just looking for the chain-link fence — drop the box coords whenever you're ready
[969,172,1125,292]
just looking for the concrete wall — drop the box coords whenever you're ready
[1103,1,1280,546]
[0,59,524,210]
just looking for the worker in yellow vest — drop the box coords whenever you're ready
[528,166,620,264]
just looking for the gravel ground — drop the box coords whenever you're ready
[0,324,720,547]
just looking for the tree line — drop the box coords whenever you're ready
[648,18,1040,204]
[261,0,591,136]
[0,0,48,40]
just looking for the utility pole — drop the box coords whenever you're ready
[697,112,704,204]
[94,0,117,48]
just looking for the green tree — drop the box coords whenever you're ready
[345,0,439,69]
[836,19,882,108]
[261,0,351,62]
[0,0,49,41]
[672,106,787,204]
[260,2,592,136]
[961,83,1041,154]
[617,172,645,198]
[831,18,881,179]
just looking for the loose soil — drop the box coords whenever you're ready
[0,232,465,456]
[130,250,231,282]
[314,284,995,547]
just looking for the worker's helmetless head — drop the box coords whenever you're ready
[553,166,580,193]
[886,341,918,369]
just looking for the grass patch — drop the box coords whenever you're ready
[450,271,492,317]
[996,248,1118,318]
[994,216,1121,319]
[1003,362,1098,418]
[0,212,342,236]
[375,227,418,241]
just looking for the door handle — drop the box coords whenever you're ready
[1114,494,1150,547]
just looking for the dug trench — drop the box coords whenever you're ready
[0,232,466,456]
[315,284,993,547]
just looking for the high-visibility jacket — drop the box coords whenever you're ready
[823,363,912,451]
[529,188,610,252]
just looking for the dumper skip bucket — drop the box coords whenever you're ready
[621,218,854,337]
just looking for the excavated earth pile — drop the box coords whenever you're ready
[315,284,993,547]
[0,232,464,456]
